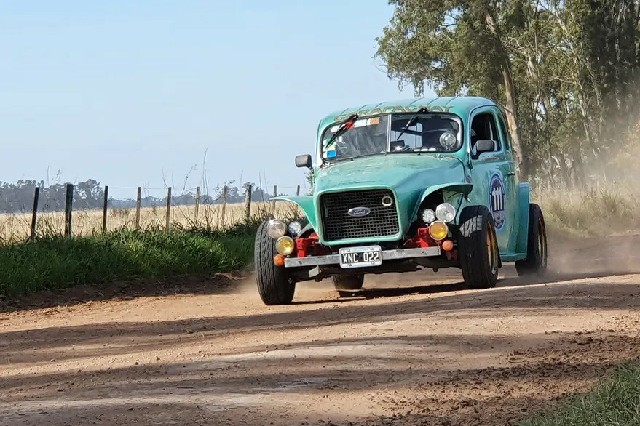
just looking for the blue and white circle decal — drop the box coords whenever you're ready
[489,173,506,230]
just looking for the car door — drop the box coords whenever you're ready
[494,108,518,253]
[466,106,516,254]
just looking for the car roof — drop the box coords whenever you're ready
[317,96,497,135]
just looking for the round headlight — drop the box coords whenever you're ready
[288,221,302,236]
[435,203,456,222]
[421,208,436,224]
[429,221,449,241]
[267,220,286,239]
[275,236,295,255]
[439,131,458,150]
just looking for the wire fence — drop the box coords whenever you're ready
[0,183,306,243]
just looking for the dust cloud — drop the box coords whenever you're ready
[546,229,640,280]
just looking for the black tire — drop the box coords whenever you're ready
[254,221,296,305]
[458,205,500,289]
[332,274,364,291]
[515,204,548,276]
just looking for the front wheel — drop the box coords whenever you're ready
[458,205,500,289]
[515,204,548,276]
[254,221,296,305]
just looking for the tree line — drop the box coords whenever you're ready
[376,0,640,187]
[0,179,272,213]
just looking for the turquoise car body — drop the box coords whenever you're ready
[276,96,530,263]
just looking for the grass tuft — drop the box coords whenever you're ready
[521,361,640,426]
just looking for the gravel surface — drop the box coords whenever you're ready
[1,231,640,425]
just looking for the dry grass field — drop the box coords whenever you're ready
[0,201,302,243]
[0,185,636,243]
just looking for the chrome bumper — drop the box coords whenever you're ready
[283,247,442,268]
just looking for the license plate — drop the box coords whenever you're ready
[339,245,383,268]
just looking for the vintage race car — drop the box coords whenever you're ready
[254,96,548,305]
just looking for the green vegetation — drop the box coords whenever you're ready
[0,220,260,299]
[521,362,640,426]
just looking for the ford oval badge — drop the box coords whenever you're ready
[347,206,371,218]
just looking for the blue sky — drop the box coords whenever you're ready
[0,1,430,199]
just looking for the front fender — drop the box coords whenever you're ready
[412,182,474,222]
[272,195,319,232]
[514,182,531,256]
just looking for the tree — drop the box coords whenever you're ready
[376,0,526,175]
[376,0,640,187]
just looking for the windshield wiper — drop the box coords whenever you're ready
[323,114,358,150]
[393,107,429,141]
[321,114,359,166]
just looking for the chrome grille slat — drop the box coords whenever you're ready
[320,190,400,241]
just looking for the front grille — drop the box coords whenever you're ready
[320,189,400,241]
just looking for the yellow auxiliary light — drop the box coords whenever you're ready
[275,236,295,256]
[429,221,449,241]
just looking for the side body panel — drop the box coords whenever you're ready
[466,106,517,255]
[503,182,530,261]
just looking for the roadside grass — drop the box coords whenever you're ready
[520,361,640,426]
[0,220,262,299]
[534,186,640,237]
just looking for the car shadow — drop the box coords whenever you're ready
[351,281,468,299]
[292,266,640,305]
[291,281,468,305]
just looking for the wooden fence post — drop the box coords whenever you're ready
[194,186,201,223]
[165,187,172,231]
[135,186,142,230]
[244,184,252,221]
[272,185,277,214]
[220,185,228,228]
[296,185,301,196]
[64,183,74,238]
[102,185,109,234]
[30,187,40,240]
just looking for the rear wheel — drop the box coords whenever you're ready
[458,205,499,289]
[515,204,548,276]
[332,274,364,291]
[254,221,296,305]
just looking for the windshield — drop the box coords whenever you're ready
[321,113,462,162]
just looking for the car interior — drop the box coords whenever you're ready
[470,113,501,153]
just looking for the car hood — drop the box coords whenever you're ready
[314,154,465,193]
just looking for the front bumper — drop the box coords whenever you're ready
[284,246,442,268]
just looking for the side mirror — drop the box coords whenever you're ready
[295,154,312,168]
[473,139,496,158]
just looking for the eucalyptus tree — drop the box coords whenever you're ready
[376,0,640,186]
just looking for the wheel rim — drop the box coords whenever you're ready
[486,223,498,275]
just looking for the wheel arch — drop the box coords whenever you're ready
[412,182,474,223]
[272,195,319,233]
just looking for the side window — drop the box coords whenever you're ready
[495,111,511,151]
[470,112,501,151]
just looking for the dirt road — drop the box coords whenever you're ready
[2,231,640,425]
